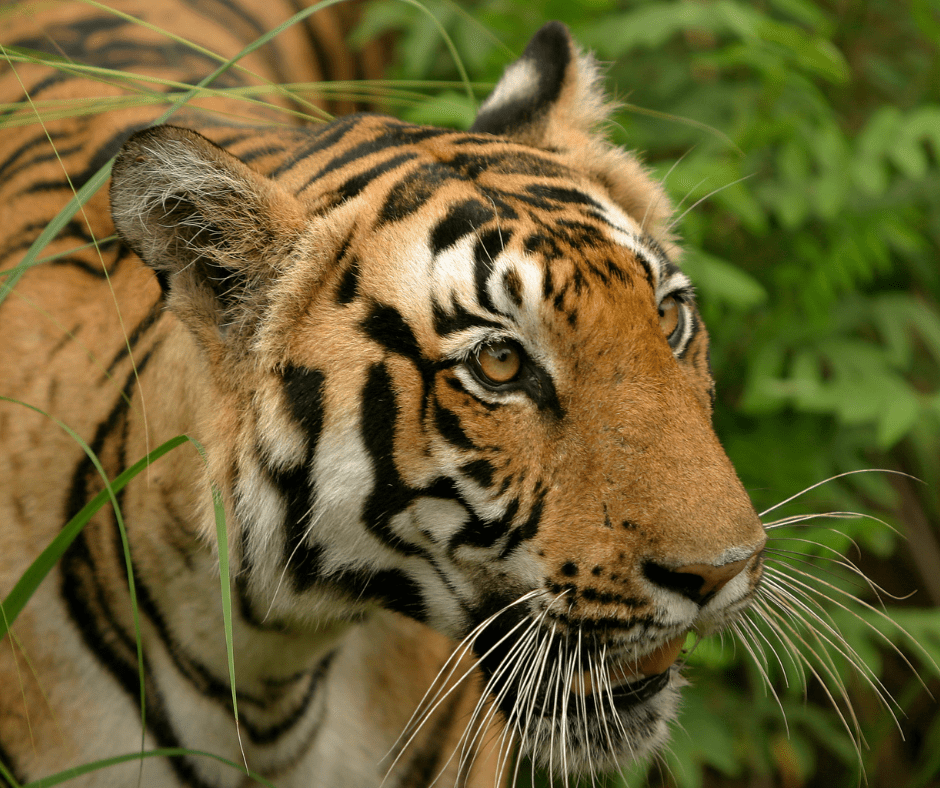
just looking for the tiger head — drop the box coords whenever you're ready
[111,21,766,777]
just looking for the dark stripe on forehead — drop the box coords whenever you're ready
[430,199,495,256]
[525,184,604,211]
[362,303,421,361]
[473,228,511,316]
[378,162,463,225]
[432,297,505,336]
[297,121,451,192]
[634,249,660,293]
[447,150,573,180]
[335,152,418,202]
[503,269,524,308]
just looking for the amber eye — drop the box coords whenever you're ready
[474,340,522,385]
[658,295,680,337]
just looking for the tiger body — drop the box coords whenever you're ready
[0,2,766,786]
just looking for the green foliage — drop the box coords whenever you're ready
[361,0,940,785]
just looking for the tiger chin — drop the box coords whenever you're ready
[0,5,766,788]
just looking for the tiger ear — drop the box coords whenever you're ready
[111,125,306,343]
[470,21,608,148]
[471,22,674,244]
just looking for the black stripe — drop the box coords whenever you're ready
[336,255,360,304]
[448,150,572,180]
[502,268,524,308]
[433,400,475,452]
[359,363,424,555]
[59,347,224,788]
[378,161,462,225]
[527,185,603,211]
[429,198,495,256]
[361,303,422,361]
[0,128,82,183]
[283,364,327,443]
[473,228,510,315]
[126,543,333,744]
[278,365,327,592]
[500,489,545,557]
[103,296,164,378]
[461,459,495,488]
[432,296,504,336]
[298,126,429,192]
[275,115,363,180]
[273,461,324,593]
[19,125,145,196]
[336,152,418,201]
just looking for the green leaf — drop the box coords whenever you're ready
[875,381,921,448]
[681,248,768,310]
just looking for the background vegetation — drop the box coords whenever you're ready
[356,0,940,786]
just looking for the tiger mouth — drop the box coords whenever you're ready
[570,633,687,699]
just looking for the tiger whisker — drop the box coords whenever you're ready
[664,173,756,234]
[508,616,559,787]
[454,619,542,784]
[763,511,869,530]
[759,577,900,724]
[762,564,932,697]
[750,598,867,763]
[391,588,545,754]
[757,469,917,519]
[590,640,617,757]
[762,549,896,602]
[515,623,556,786]
[447,592,567,786]
[382,590,546,784]
[731,616,791,736]
[639,144,695,235]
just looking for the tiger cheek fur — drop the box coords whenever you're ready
[0,8,766,788]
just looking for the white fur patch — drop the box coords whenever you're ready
[477,59,539,115]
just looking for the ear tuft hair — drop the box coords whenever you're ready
[111,125,307,344]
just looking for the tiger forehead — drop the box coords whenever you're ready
[289,117,611,224]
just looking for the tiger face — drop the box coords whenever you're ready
[107,20,765,781]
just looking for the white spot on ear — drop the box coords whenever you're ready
[478,59,538,115]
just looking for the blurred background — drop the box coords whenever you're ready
[353,1,940,786]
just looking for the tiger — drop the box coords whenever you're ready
[0,1,768,786]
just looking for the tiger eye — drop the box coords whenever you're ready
[476,340,522,385]
[658,296,679,337]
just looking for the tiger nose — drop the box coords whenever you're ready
[642,557,753,605]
